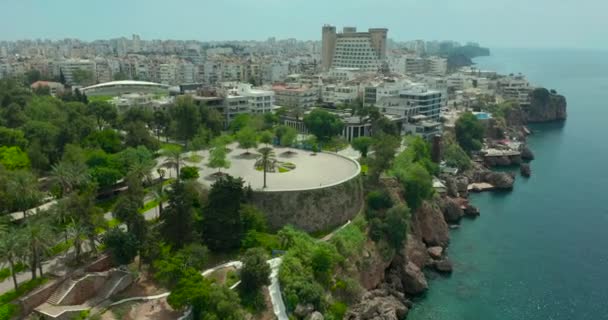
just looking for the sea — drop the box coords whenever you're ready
[408,48,608,320]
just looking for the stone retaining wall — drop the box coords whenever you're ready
[252,175,364,232]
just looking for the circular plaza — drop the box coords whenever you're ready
[186,144,360,192]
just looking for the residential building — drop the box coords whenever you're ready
[321,25,388,72]
[377,86,443,121]
[221,82,275,114]
[272,84,317,109]
[30,81,65,96]
[497,74,532,106]
[59,59,96,85]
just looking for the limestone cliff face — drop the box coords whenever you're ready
[526,88,567,122]
[410,200,450,248]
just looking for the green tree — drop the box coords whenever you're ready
[274,125,296,146]
[0,126,28,149]
[171,96,200,147]
[229,114,252,133]
[24,69,42,84]
[50,158,91,197]
[236,126,258,153]
[259,130,273,146]
[6,170,42,218]
[161,145,185,180]
[103,228,139,265]
[168,270,244,320]
[455,112,485,153]
[444,143,472,171]
[72,69,95,86]
[240,247,270,310]
[398,163,433,211]
[63,191,104,254]
[257,147,276,189]
[368,133,400,181]
[351,136,373,158]
[208,143,231,173]
[190,127,211,150]
[240,204,268,233]
[0,146,30,170]
[203,175,245,251]
[180,166,200,180]
[84,129,123,153]
[152,110,170,142]
[87,101,117,130]
[160,182,198,248]
[25,216,53,279]
[303,109,344,142]
[383,204,410,249]
[0,227,26,289]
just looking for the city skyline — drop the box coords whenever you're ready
[1,0,607,49]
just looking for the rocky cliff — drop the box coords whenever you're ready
[526,88,567,122]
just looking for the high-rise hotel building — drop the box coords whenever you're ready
[321,25,388,72]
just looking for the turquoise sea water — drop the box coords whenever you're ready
[408,48,608,320]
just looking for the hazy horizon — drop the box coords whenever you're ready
[1,0,606,50]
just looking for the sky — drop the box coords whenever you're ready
[0,0,606,49]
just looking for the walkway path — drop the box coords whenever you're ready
[0,205,160,295]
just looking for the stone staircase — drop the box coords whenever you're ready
[46,278,78,305]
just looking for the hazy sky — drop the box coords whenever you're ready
[1,0,606,49]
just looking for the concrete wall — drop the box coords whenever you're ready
[86,255,114,272]
[61,274,107,305]
[252,175,364,232]
[18,278,64,316]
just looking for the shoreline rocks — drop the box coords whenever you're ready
[520,163,531,177]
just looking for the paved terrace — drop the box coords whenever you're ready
[157,144,360,192]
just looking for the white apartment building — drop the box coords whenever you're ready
[263,62,289,83]
[272,84,318,109]
[427,57,447,76]
[497,75,532,106]
[377,86,443,121]
[221,82,275,114]
[159,63,177,85]
[321,84,360,106]
[59,59,96,85]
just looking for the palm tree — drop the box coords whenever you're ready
[161,145,185,180]
[0,228,26,290]
[66,219,87,262]
[50,160,90,197]
[25,217,53,279]
[153,168,166,218]
[6,170,42,219]
[257,147,276,189]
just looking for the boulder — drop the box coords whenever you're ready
[306,312,324,320]
[345,290,409,320]
[463,204,480,218]
[445,176,459,198]
[294,304,314,318]
[356,240,393,290]
[521,146,535,160]
[411,201,450,247]
[404,234,430,268]
[483,172,515,189]
[433,259,454,273]
[402,262,428,295]
[494,156,511,166]
[427,246,443,259]
[455,176,469,197]
[520,163,531,177]
[442,197,464,223]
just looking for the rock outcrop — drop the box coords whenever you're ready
[345,289,411,320]
[401,262,429,295]
[521,146,535,160]
[411,201,450,247]
[404,234,430,269]
[441,197,465,224]
[432,259,454,274]
[520,163,531,177]
[527,88,567,122]
[483,172,515,189]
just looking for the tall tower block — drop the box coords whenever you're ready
[321,25,337,71]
